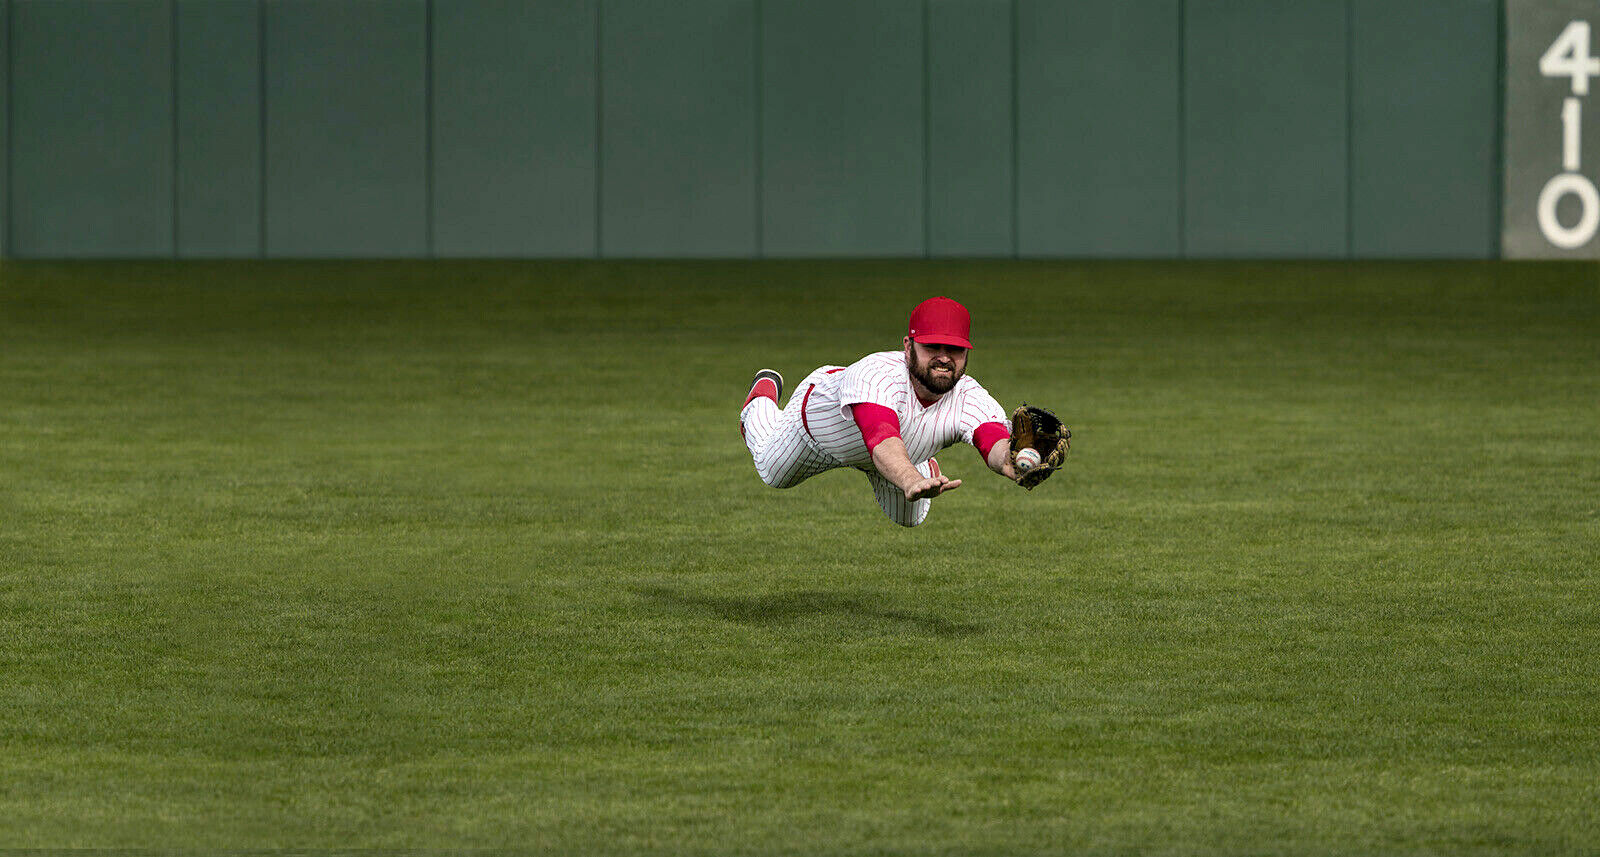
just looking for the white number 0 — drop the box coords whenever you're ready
[1538,174,1600,248]
[1542,20,1600,95]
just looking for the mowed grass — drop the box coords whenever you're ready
[1,259,1597,852]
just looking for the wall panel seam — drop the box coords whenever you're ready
[5,0,12,257]
[755,0,764,258]
[922,0,930,258]
[1345,0,1353,258]
[258,0,266,257]
[594,0,603,258]
[1009,0,1018,258]
[1178,0,1187,258]
[1492,0,1505,257]
[171,0,178,256]
[425,0,433,258]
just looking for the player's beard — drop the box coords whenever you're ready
[910,353,964,395]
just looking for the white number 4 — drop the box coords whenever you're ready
[1542,20,1600,96]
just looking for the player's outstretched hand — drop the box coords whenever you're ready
[905,475,961,502]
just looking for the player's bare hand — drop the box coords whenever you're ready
[905,476,961,502]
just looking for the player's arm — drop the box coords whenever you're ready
[985,436,1020,482]
[853,403,961,501]
[974,420,1020,482]
[870,437,962,501]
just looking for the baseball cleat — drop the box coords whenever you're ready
[743,369,784,408]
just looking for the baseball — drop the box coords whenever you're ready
[1014,448,1041,472]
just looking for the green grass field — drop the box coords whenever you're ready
[2,259,1597,852]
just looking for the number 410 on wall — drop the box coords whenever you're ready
[1539,20,1600,248]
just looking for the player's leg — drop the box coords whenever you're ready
[740,369,784,441]
[741,368,835,489]
[865,457,939,527]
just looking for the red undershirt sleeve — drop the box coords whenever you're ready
[850,402,902,452]
[973,421,1009,460]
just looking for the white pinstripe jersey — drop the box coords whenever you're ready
[801,350,1007,468]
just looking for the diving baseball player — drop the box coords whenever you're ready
[739,296,1068,527]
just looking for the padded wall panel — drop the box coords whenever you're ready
[1184,0,1348,257]
[601,0,756,257]
[177,0,259,257]
[1351,0,1498,258]
[11,0,172,257]
[928,0,1013,257]
[433,0,596,257]
[265,0,426,257]
[1017,0,1181,257]
[762,0,924,256]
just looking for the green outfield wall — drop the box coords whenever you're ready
[0,0,1501,259]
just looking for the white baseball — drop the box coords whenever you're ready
[1014,448,1041,471]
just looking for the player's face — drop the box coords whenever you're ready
[904,338,968,395]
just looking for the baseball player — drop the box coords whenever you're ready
[739,296,1066,527]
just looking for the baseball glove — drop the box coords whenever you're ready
[1008,404,1070,490]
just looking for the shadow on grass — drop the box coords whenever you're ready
[635,586,985,638]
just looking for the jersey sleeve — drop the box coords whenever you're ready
[972,421,1010,459]
[835,353,907,417]
[957,381,1008,448]
[850,402,902,452]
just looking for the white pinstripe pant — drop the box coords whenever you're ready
[741,370,937,527]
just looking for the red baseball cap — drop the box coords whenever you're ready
[907,296,973,349]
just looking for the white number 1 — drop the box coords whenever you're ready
[1564,97,1583,171]
[1541,20,1600,95]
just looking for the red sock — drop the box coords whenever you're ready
[743,378,779,409]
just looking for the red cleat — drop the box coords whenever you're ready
[742,369,784,409]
